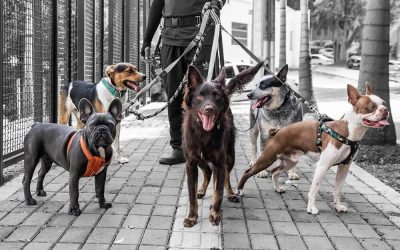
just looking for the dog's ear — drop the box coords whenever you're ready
[108,99,123,124]
[105,65,116,78]
[212,67,227,85]
[365,82,372,95]
[226,61,264,95]
[78,98,95,124]
[187,65,203,89]
[347,84,361,105]
[276,64,288,82]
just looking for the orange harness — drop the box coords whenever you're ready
[67,132,111,177]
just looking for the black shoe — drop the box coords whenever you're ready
[159,149,186,165]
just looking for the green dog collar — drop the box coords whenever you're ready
[101,78,127,98]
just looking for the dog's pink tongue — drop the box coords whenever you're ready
[378,119,390,126]
[252,100,261,110]
[132,84,140,93]
[201,114,216,131]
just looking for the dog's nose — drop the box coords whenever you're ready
[142,74,146,81]
[247,92,253,99]
[205,105,214,113]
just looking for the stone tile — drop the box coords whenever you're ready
[113,228,143,245]
[338,212,367,224]
[0,212,30,226]
[0,242,25,250]
[4,225,40,243]
[123,215,149,229]
[52,243,81,250]
[59,227,92,243]
[97,214,124,228]
[244,208,268,221]
[147,215,173,230]
[24,242,53,250]
[250,234,278,250]
[47,213,74,226]
[361,213,392,225]
[276,235,307,250]
[152,205,176,216]
[374,225,400,240]
[359,238,392,250]
[0,226,14,241]
[129,204,153,215]
[141,229,169,245]
[271,221,299,235]
[347,223,380,238]
[157,195,178,205]
[86,227,118,244]
[81,243,109,250]
[303,236,335,250]
[72,213,101,227]
[33,226,66,242]
[22,212,53,226]
[386,240,400,249]
[223,219,247,233]
[224,233,250,249]
[320,222,353,237]
[106,203,130,215]
[330,236,363,250]
[268,210,292,222]
[290,211,318,223]
[247,220,273,234]
[296,222,326,236]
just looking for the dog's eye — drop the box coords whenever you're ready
[213,93,220,99]
[90,125,96,130]
[368,103,377,111]
[196,95,204,101]
[128,69,134,73]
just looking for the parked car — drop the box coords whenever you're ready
[319,48,334,59]
[310,54,334,65]
[347,55,361,69]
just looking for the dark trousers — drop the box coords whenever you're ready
[161,44,212,150]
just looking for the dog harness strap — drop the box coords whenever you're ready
[79,136,110,177]
[101,78,127,98]
[316,121,359,165]
[67,132,78,156]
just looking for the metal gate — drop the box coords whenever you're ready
[1,0,150,184]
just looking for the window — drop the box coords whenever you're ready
[225,66,235,79]
[231,22,248,46]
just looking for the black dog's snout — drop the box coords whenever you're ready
[204,105,215,113]
[247,92,253,99]
[142,74,146,81]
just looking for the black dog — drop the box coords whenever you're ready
[23,98,122,216]
[182,62,263,227]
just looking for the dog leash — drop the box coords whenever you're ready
[235,108,259,132]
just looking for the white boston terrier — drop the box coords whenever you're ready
[236,83,390,215]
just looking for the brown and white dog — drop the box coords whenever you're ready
[59,62,146,163]
[236,83,390,214]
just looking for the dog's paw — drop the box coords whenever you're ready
[275,186,287,193]
[197,190,206,199]
[307,205,319,215]
[209,209,222,226]
[25,198,37,206]
[183,217,198,227]
[118,156,129,164]
[335,204,348,213]
[68,207,82,216]
[288,171,300,180]
[228,194,240,203]
[100,202,112,209]
[36,190,47,196]
[256,170,269,178]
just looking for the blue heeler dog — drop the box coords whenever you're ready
[247,64,302,183]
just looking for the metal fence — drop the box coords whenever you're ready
[1,0,150,184]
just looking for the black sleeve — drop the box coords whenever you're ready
[143,0,164,46]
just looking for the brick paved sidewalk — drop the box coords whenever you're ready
[1,101,400,250]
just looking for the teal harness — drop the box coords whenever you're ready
[101,78,127,98]
[316,119,359,165]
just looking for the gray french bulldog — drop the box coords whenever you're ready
[23,98,122,216]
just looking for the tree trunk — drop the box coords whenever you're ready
[299,0,316,110]
[358,0,396,145]
[279,0,286,68]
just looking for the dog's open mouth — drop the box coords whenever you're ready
[123,80,140,92]
[362,117,390,128]
[198,112,217,131]
[252,95,271,109]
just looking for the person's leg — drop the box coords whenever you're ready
[159,44,190,164]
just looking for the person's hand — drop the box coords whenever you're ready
[141,42,151,57]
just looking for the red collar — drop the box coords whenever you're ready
[67,132,111,177]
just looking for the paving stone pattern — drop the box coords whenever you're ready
[0,102,400,249]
